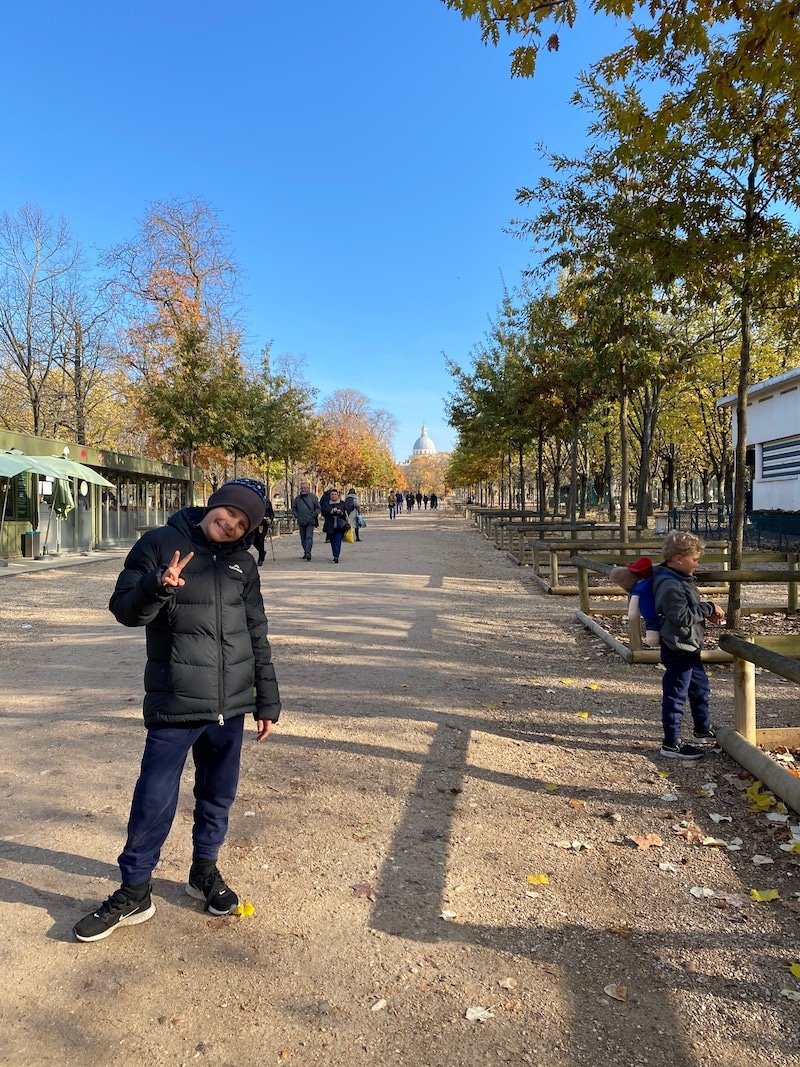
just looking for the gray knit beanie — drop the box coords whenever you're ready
[206,478,267,534]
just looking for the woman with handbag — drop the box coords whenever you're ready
[321,488,348,564]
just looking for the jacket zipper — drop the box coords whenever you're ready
[213,553,224,725]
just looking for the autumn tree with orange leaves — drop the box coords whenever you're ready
[103,197,246,496]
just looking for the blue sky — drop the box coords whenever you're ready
[1,1,626,461]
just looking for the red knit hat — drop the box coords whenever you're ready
[627,556,653,578]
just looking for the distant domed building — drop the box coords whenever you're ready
[411,424,436,457]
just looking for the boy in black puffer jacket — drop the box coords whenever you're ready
[74,478,281,943]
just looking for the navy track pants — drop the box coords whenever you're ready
[118,715,245,885]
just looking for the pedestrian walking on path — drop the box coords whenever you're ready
[292,481,321,560]
[321,488,348,563]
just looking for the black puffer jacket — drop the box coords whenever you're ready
[109,507,281,728]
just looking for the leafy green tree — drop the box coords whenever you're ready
[142,323,241,501]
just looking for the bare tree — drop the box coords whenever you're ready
[103,196,242,380]
[0,203,82,435]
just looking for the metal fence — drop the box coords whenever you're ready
[666,506,800,550]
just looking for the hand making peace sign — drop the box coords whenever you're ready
[161,550,194,588]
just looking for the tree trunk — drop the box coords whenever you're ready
[603,429,616,522]
[567,420,580,523]
[518,443,525,516]
[619,391,630,543]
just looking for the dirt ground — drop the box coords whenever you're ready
[2,510,800,1067]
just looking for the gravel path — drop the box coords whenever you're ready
[1,509,799,1066]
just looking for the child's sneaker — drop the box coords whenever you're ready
[186,862,239,915]
[691,728,717,745]
[74,883,155,942]
[659,741,705,760]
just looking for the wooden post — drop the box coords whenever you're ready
[577,564,590,613]
[733,657,756,744]
[550,548,560,589]
[626,595,643,652]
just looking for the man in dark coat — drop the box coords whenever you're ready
[74,478,281,942]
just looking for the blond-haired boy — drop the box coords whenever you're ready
[652,532,725,759]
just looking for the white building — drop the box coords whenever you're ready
[410,425,437,457]
[718,366,800,511]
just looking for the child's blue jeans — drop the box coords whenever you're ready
[118,715,245,885]
[660,645,711,745]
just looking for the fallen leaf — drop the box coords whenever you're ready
[370,999,387,1012]
[526,873,550,885]
[465,1006,494,1022]
[690,886,715,898]
[567,797,585,809]
[659,862,680,873]
[351,883,379,901]
[709,813,733,824]
[603,983,628,1002]
[789,963,800,980]
[673,821,704,843]
[701,837,728,848]
[780,842,800,854]
[712,891,749,908]
[231,901,255,918]
[559,678,573,686]
[586,683,599,691]
[498,977,518,990]
[751,855,774,865]
[543,782,559,793]
[628,833,663,850]
[553,839,592,852]
[780,989,800,1001]
[440,910,457,921]
[749,888,780,902]
[574,711,589,719]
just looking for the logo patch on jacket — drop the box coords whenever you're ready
[228,564,243,574]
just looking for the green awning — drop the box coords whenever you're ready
[38,455,115,488]
[0,453,37,478]
[0,451,115,487]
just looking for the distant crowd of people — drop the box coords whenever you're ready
[386,489,438,519]
[249,483,442,560]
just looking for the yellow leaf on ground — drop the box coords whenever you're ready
[586,683,599,691]
[544,783,559,793]
[574,712,589,719]
[526,873,550,885]
[750,888,780,902]
[231,901,255,918]
[790,963,800,980]
[559,678,573,685]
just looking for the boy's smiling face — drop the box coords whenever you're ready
[670,550,702,576]
[200,505,249,543]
